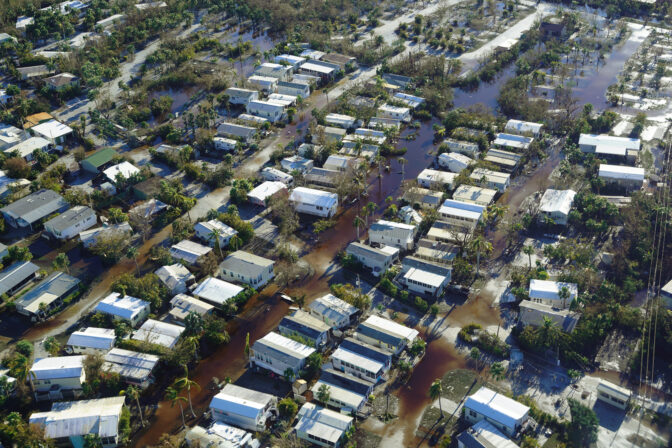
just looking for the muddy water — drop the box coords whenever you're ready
[453,65,517,111]
[573,31,647,110]
[395,337,467,446]
[132,288,290,447]
[134,118,444,447]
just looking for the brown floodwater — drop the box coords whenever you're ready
[132,288,290,447]
[395,337,467,446]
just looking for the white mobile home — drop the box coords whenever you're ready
[66,327,115,355]
[598,164,645,192]
[377,104,411,122]
[323,154,358,172]
[247,181,287,206]
[355,315,419,355]
[277,80,310,98]
[596,379,631,410]
[464,387,530,437]
[331,347,387,383]
[246,100,286,123]
[217,122,257,143]
[493,133,533,152]
[438,152,474,173]
[505,119,543,136]
[224,87,259,105]
[214,137,238,151]
[194,219,238,248]
[346,242,399,277]
[210,383,278,431]
[325,113,357,129]
[579,134,640,157]
[43,205,96,240]
[261,167,294,186]
[528,279,578,309]
[308,293,359,330]
[30,396,126,447]
[254,62,292,81]
[394,92,425,108]
[251,331,315,378]
[169,294,214,324]
[295,403,353,448]
[279,310,331,350]
[470,168,510,192]
[538,189,576,226]
[192,277,244,306]
[274,54,306,67]
[281,156,314,173]
[30,356,85,401]
[417,169,457,190]
[219,250,275,288]
[247,75,278,93]
[155,263,196,294]
[457,420,520,448]
[289,187,338,218]
[132,319,184,348]
[170,240,213,265]
[369,219,417,250]
[438,199,486,230]
[442,138,480,158]
[93,293,151,327]
[104,348,159,389]
[452,185,497,206]
[31,119,73,145]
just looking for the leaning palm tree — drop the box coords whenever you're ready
[174,368,200,418]
[121,385,144,427]
[353,215,364,240]
[470,236,492,276]
[165,386,188,428]
[429,379,443,419]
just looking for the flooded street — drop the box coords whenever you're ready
[394,338,466,446]
[573,26,650,110]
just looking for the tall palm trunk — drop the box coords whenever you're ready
[188,388,196,418]
[178,402,186,427]
[135,396,145,427]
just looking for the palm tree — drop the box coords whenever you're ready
[52,253,70,274]
[537,317,561,349]
[522,245,534,270]
[490,362,506,381]
[121,385,144,427]
[398,157,407,181]
[244,332,250,360]
[429,379,443,419]
[558,286,571,309]
[209,229,223,258]
[353,215,364,240]
[126,246,139,275]
[284,367,295,383]
[174,368,200,418]
[229,235,243,251]
[365,201,377,225]
[470,236,492,276]
[165,386,188,428]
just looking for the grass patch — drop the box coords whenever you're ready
[370,392,399,422]
[352,429,381,448]
[543,433,564,448]
[439,369,482,402]
[417,406,460,441]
